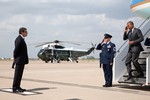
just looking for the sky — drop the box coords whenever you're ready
[0,0,144,58]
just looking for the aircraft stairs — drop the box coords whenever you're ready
[113,17,150,85]
[118,46,150,85]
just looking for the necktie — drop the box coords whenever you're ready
[128,30,132,40]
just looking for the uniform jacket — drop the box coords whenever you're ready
[123,28,144,52]
[13,35,29,65]
[96,42,116,64]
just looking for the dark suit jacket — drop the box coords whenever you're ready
[123,28,144,53]
[13,35,29,65]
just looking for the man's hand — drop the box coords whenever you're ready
[110,63,113,66]
[124,26,128,33]
[100,39,104,44]
[129,41,134,45]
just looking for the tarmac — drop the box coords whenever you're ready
[0,60,150,100]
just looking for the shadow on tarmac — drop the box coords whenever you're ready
[1,76,150,96]
[113,84,150,92]
[65,98,82,100]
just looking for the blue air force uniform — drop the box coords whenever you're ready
[96,34,116,87]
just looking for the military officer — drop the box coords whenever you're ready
[96,34,116,87]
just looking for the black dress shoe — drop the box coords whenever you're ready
[13,89,24,93]
[103,85,107,87]
[13,87,26,93]
[18,87,26,91]
[124,76,132,81]
[103,84,112,87]
[107,85,112,87]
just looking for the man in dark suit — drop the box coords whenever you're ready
[96,34,116,87]
[123,21,144,81]
[12,27,29,92]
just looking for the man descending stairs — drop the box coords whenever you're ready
[118,46,150,85]
[123,21,144,82]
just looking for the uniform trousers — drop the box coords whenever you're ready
[102,64,112,85]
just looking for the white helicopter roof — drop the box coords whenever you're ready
[42,44,88,52]
[58,47,88,52]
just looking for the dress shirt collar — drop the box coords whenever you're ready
[129,28,134,33]
[127,27,134,33]
[131,28,134,33]
[20,34,25,39]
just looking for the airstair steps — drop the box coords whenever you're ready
[118,77,146,85]
[118,53,147,85]
[118,71,146,85]
[138,58,146,64]
[145,46,150,52]
[140,51,149,58]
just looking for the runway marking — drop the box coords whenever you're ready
[0,76,150,96]
[0,88,42,96]
[65,98,82,100]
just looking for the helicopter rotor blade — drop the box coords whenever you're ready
[34,40,88,47]
[53,40,81,45]
[35,40,63,48]
[62,41,81,45]
[50,40,82,45]
[35,42,53,47]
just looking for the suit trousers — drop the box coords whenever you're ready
[13,64,25,89]
[102,64,112,85]
[125,51,143,76]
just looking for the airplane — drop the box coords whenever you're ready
[36,40,95,63]
[130,0,150,19]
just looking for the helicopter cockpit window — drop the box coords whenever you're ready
[54,45,65,49]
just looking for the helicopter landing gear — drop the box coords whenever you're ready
[45,61,49,63]
[50,58,61,63]
[50,58,54,63]
[68,57,73,62]
[57,59,61,63]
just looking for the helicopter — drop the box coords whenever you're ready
[36,40,95,63]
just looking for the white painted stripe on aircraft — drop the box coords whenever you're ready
[132,2,150,12]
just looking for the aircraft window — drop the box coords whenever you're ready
[54,45,65,49]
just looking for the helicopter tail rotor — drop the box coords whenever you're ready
[91,42,96,54]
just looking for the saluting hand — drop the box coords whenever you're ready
[100,39,104,44]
